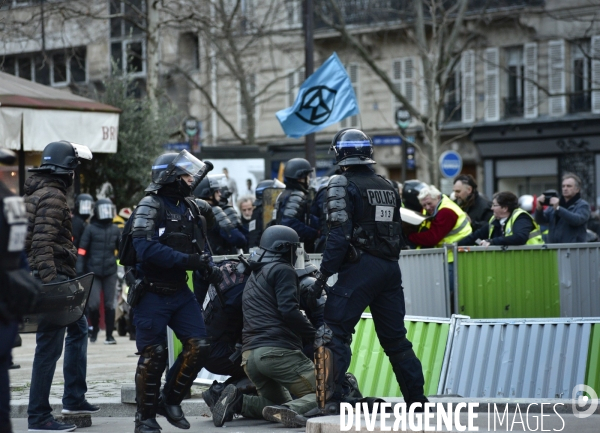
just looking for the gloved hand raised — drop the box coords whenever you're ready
[206,266,224,286]
[186,253,211,271]
[310,271,330,301]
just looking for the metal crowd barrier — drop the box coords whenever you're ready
[454,243,600,318]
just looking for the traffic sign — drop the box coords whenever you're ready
[395,106,411,129]
[439,150,462,178]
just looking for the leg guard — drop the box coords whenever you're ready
[389,348,428,407]
[135,344,167,421]
[314,346,334,410]
[163,338,210,405]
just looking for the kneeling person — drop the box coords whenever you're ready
[212,226,317,428]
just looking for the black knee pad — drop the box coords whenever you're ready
[138,343,168,370]
[182,337,211,362]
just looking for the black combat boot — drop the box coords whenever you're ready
[202,380,226,411]
[212,384,243,427]
[89,309,99,343]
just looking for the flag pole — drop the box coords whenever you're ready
[304,0,316,166]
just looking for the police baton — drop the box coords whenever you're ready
[190,160,214,194]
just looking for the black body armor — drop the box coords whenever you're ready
[331,172,403,261]
[276,190,310,225]
[208,205,237,255]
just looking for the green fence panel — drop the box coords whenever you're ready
[586,323,600,395]
[348,316,449,397]
[170,271,195,361]
[457,249,560,318]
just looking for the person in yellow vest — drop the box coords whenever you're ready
[458,191,544,247]
[408,185,471,305]
[408,184,472,253]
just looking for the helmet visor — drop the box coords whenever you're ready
[171,150,206,177]
[96,203,116,220]
[78,199,93,216]
[331,139,372,156]
[208,174,227,190]
[70,143,93,161]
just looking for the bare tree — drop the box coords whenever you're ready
[314,0,501,185]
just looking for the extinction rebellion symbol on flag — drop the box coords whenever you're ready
[294,86,337,125]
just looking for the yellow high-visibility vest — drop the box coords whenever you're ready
[418,195,472,262]
[488,208,544,245]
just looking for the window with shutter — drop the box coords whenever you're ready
[548,40,566,116]
[391,57,415,124]
[341,63,359,128]
[524,43,538,118]
[591,36,600,113]
[461,50,475,123]
[484,48,500,121]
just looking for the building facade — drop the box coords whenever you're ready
[1,0,599,206]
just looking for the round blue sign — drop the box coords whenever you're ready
[439,150,462,178]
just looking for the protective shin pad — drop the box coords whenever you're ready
[315,346,334,409]
[135,344,168,420]
[163,338,210,405]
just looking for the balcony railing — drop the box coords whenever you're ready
[444,100,462,122]
[569,92,591,114]
[503,96,524,118]
[314,0,545,30]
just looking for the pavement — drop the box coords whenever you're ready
[9,333,600,432]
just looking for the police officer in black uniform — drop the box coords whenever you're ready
[130,150,223,433]
[193,174,247,255]
[72,193,94,249]
[275,158,319,252]
[306,129,429,417]
[0,147,40,433]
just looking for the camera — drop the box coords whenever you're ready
[541,189,558,203]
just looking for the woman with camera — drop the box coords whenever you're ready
[458,191,544,247]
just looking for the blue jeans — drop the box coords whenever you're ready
[28,315,89,426]
[0,319,18,431]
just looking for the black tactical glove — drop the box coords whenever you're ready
[206,266,224,286]
[310,271,330,301]
[186,253,211,271]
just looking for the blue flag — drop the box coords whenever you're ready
[276,52,359,138]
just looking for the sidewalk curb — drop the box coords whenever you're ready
[10,397,212,419]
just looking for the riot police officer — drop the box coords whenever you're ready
[275,158,319,252]
[130,150,222,433]
[72,193,94,249]
[193,174,247,255]
[0,147,40,433]
[306,129,429,418]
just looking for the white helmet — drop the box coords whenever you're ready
[519,194,534,212]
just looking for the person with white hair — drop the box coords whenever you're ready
[408,184,472,300]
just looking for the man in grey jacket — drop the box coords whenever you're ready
[535,173,591,244]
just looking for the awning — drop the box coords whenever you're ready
[0,71,120,153]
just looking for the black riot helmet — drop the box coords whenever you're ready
[253,226,300,264]
[193,174,226,200]
[75,194,94,217]
[330,128,375,166]
[29,141,93,174]
[254,180,275,200]
[146,150,206,192]
[94,198,116,221]
[402,180,427,213]
[284,158,313,180]
[0,147,17,165]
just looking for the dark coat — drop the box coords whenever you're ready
[458,211,535,246]
[463,192,493,232]
[71,214,88,249]
[242,259,315,352]
[535,194,591,243]
[24,174,77,283]
[76,218,120,277]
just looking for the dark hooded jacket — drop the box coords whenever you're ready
[460,192,493,232]
[24,173,77,283]
[76,217,120,277]
[242,255,315,352]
